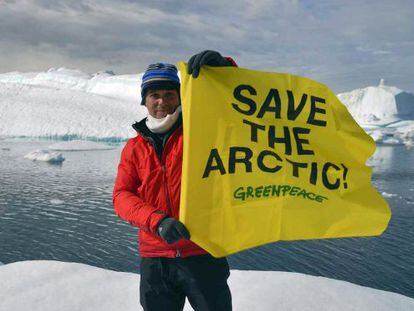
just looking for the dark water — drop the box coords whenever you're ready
[1,139,413,298]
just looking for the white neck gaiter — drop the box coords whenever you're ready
[146,106,182,134]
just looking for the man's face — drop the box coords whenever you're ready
[145,89,179,119]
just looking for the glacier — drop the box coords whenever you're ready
[1,68,413,146]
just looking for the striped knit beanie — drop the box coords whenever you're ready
[140,63,180,105]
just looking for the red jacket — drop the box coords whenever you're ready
[113,117,208,258]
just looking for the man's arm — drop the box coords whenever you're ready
[112,140,166,234]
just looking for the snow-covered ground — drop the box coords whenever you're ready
[0,261,413,311]
[0,68,413,146]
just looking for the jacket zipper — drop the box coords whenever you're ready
[161,134,181,258]
[143,135,174,218]
[161,164,173,217]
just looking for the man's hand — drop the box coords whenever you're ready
[187,50,233,78]
[157,217,190,244]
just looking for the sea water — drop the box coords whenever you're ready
[0,139,413,297]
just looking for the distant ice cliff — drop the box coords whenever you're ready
[0,69,413,146]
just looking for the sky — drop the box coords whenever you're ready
[0,0,413,93]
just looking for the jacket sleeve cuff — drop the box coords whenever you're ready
[225,56,238,67]
[149,211,169,234]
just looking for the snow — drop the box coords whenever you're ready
[87,73,143,103]
[24,149,65,163]
[48,140,115,151]
[338,79,414,146]
[0,67,146,141]
[0,67,141,102]
[0,261,413,311]
[0,69,413,146]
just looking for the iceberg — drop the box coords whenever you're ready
[338,79,414,146]
[24,149,65,163]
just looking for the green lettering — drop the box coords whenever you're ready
[255,186,263,198]
[306,192,316,200]
[272,185,281,196]
[234,187,246,201]
[289,186,300,196]
[263,186,271,197]
[281,185,291,196]
[315,195,328,203]
[246,186,254,198]
[297,189,307,198]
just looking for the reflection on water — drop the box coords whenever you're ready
[0,140,413,297]
[368,145,395,171]
[0,139,139,272]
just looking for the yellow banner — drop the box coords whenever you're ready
[178,63,391,257]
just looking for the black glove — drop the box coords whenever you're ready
[157,217,190,244]
[187,50,233,78]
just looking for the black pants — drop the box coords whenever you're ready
[140,254,232,311]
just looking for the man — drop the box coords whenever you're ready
[113,51,237,311]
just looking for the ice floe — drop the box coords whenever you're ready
[24,149,65,163]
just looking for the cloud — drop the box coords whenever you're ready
[0,0,413,92]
